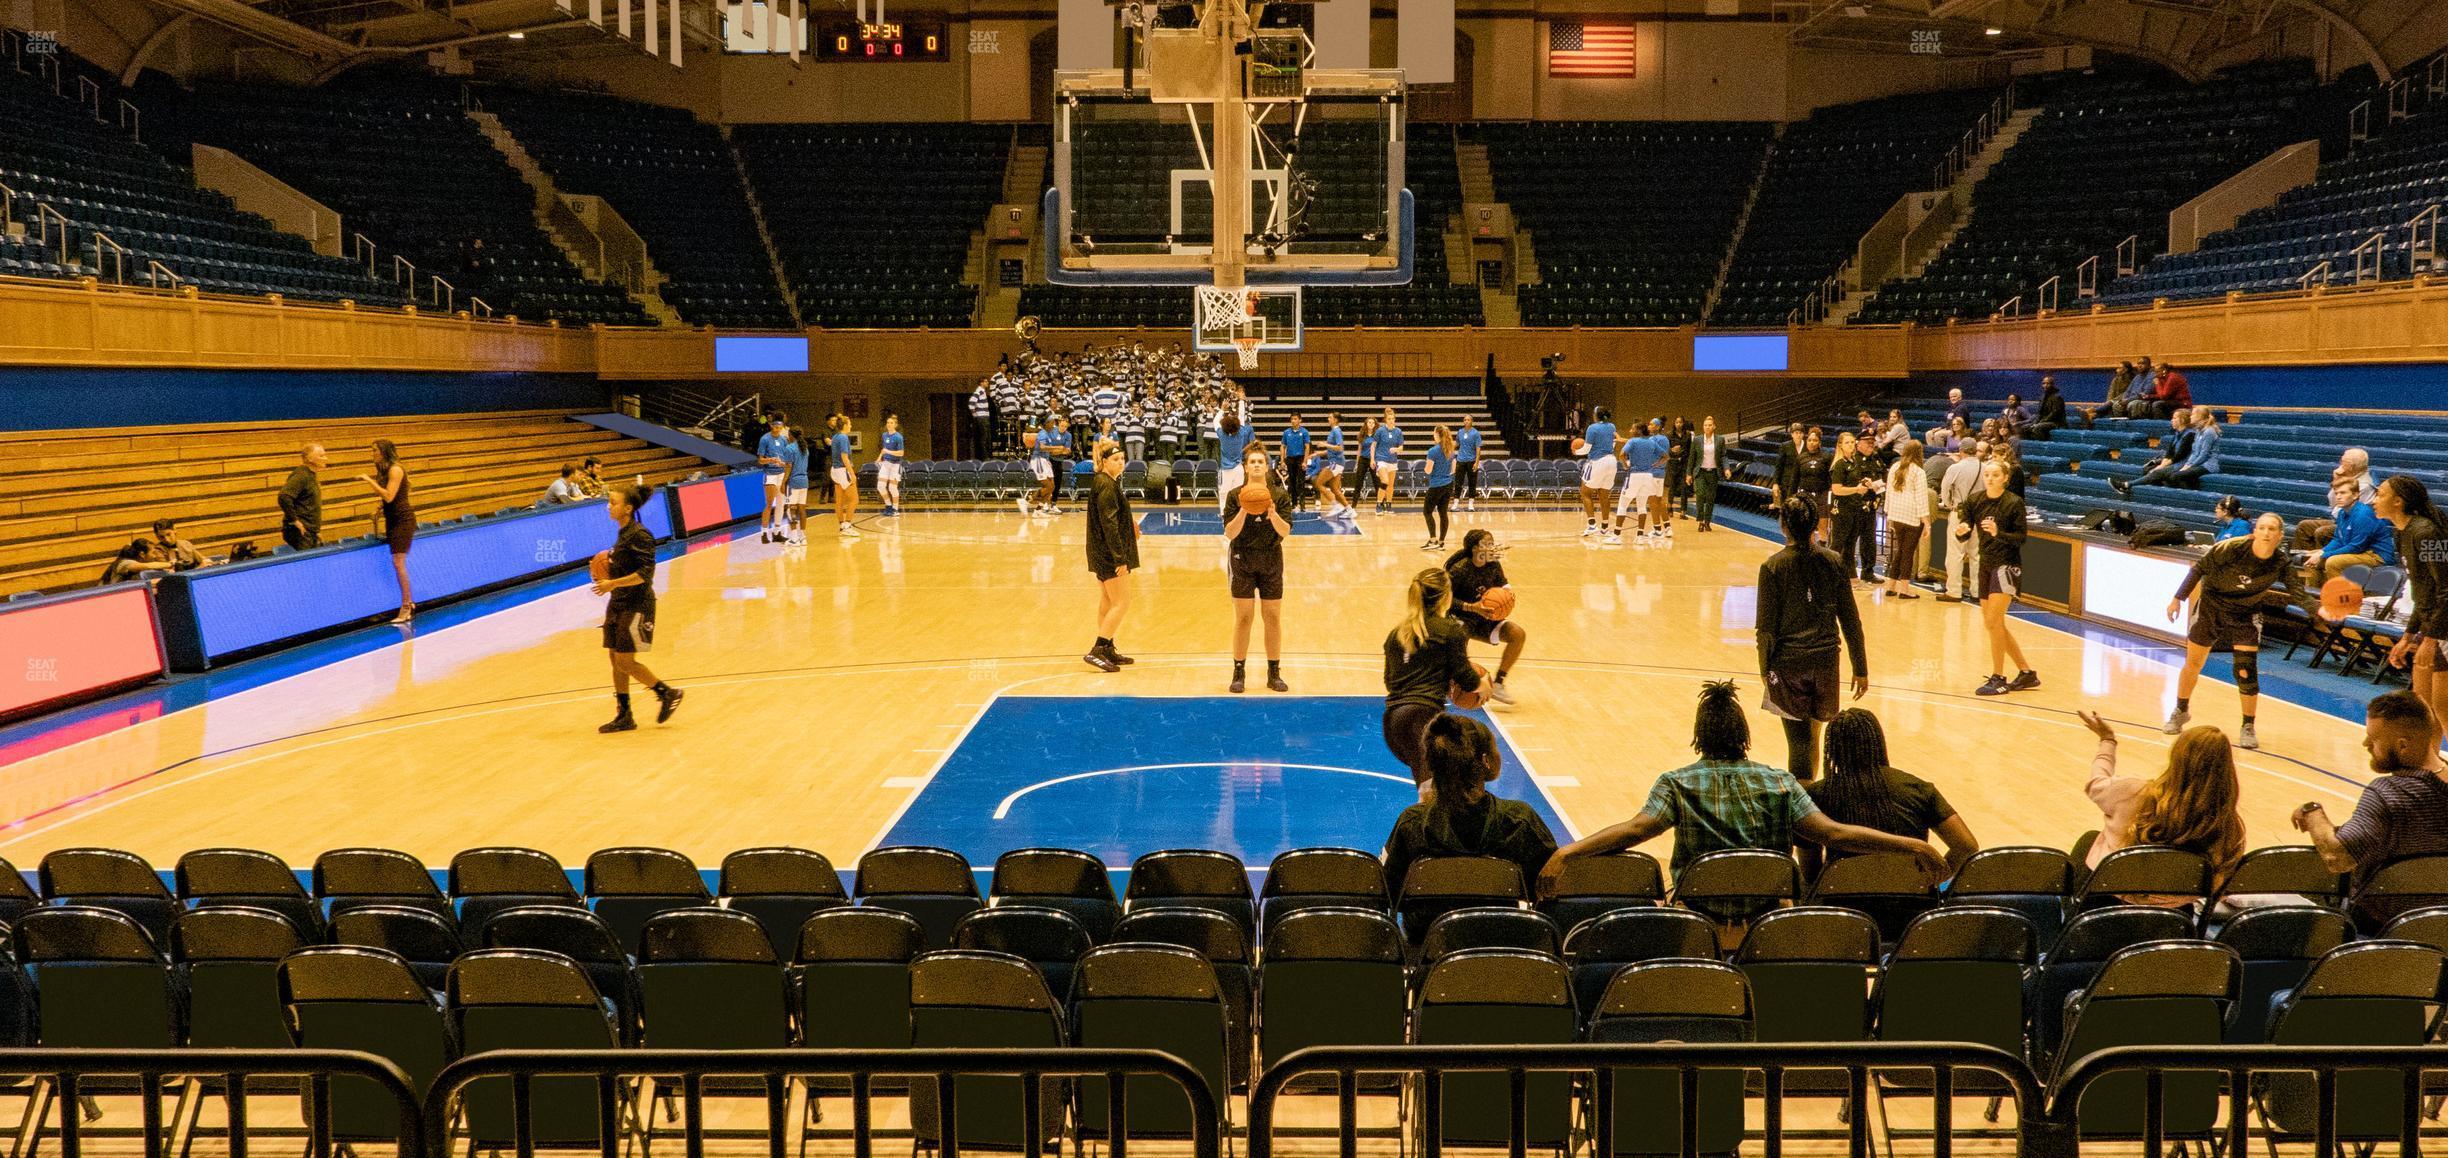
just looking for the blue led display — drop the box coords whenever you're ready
[1693,333,1790,372]
[714,335,810,373]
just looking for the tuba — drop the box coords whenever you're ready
[1013,315,1041,353]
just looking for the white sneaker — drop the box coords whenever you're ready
[1015,497,1031,516]
[1581,525,1597,538]
[840,525,863,538]
[2162,708,2190,735]
[1603,533,1623,546]
[1488,680,1518,707]
[2238,720,2260,750]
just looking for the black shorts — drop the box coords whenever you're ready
[1453,612,1507,645]
[603,606,655,653]
[2188,599,2264,650]
[1382,701,1443,782]
[1230,554,1284,600]
[1762,651,1841,723]
[1980,564,2021,601]
[1095,563,1132,583]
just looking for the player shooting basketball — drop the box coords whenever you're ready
[1224,445,1293,693]
[1445,529,1526,708]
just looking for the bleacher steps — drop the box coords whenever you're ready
[1241,395,1513,458]
[1455,142,1498,203]
[1478,285,1522,328]
[1701,129,1780,325]
[719,126,804,328]
[1840,104,2044,319]
[978,139,1048,329]
[1442,213,1473,284]
[465,108,684,327]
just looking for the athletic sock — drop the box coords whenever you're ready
[614,693,631,709]
[2176,697,2191,712]
[1233,660,1247,678]
[1095,637,1113,650]
[1267,661,1281,677]
[2243,714,2256,725]
[1493,672,1507,685]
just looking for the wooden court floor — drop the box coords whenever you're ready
[0,505,2386,870]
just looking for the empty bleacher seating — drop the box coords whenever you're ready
[0,413,713,598]
[479,87,796,329]
[1485,121,1773,326]
[0,54,405,306]
[146,74,650,326]
[1712,89,1997,327]
[1856,63,2354,325]
[732,123,1008,328]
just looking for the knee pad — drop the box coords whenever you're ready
[2233,650,2261,698]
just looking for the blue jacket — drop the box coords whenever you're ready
[2180,424,2220,474]
[2324,501,2401,564]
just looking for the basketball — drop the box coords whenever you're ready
[589,551,612,584]
[1239,485,1274,516]
[1450,663,1491,709]
[1571,437,1590,456]
[2318,576,2364,622]
[1479,587,1516,621]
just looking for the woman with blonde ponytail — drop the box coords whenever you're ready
[1382,567,1482,785]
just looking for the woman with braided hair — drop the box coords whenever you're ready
[1802,709,1979,878]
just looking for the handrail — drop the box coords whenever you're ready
[2298,259,2333,289]
[2408,203,2439,269]
[469,295,493,318]
[2350,99,2371,145]
[0,179,13,224]
[89,232,128,284]
[116,97,139,142]
[2046,1043,2448,1158]
[2036,275,2059,314]
[2431,53,2447,98]
[1731,377,1878,437]
[2076,255,2099,300]
[1994,293,2022,320]
[2116,234,2139,277]
[36,203,71,257]
[429,274,456,313]
[75,75,100,120]
[144,260,182,289]
[0,1047,424,1158]
[2352,230,2387,283]
[391,253,416,286]
[2387,76,2411,124]
[1249,1041,2042,1158]
[428,1047,1221,1158]
[353,232,378,276]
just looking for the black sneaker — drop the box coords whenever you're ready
[653,685,684,723]
[598,710,637,734]
[1267,671,1289,692]
[1084,648,1120,673]
[1108,649,1135,666]
[1974,675,2011,697]
[1230,671,1247,693]
[2007,669,2042,691]
[2109,479,2131,495]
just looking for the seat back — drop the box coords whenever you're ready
[1419,907,1561,966]
[447,950,617,1147]
[2212,904,2350,1044]
[280,947,453,1140]
[1535,852,1664,931]
[2210,846,2343,913]
[1261,848,1390,935]
[719,847,848,959]
[330,905,465,993]
[1731,907,1878,1055]
[1257,908,1407,1074]
[2075,845,2212,909]
[855,846,982,949]
[1806,854,1937,944]
[1588,960,1753,1156]
[478,906,638,1034]
[447,847,580,936]
[314,848,452,922]
[634,908,789,1048]
[908,950,1068,1150]
[1124,849,1254,932]
[173,907,303,1049]
[17,906,177,1048]
[950,906,1094,997]
[1562,908,1720,1018]
[1672,849,1799,926]
[2258,941,2445,1140]
[39,848,177,945]
[2032,905,2196,1064]
[586,847,712,953]
[2052,941,2239,1137]
[1411,949,1576,1148]
[1071,945,1229,1138]
[2351,855,2448,932]
[1874,908,2036,1063]
[1395,856,1524,945]
[989,848,1122,941]
[794,908,925,1053]
[176,848,323,938]
[1111,907,1253,1089]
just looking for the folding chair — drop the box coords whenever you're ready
[1673,849,1800,928]
[1395,856,1524,947]
[329,905,464,993]
[1732,906,1879,1097]
[854,846,982,949]
[175,848,324,939]
[950,906,1094,998]
[1260,848,1389,937]
[315,847,453,923]
[1562,907,1720,1021]
[446,950,621,1151]
[479,905,641,1039]
[1941,845,2076,947]
[1410,949,1576,1150]
[38,847,178,946]
[448,846,581,937]
[988,848,1121,941]
[1070,945,1232,1143]
[1123,849,1255,933]
[719,847,850,960]
[586,847,712,954]
[280,947,455,1142]
[908,951,1069,1152]
[1535,852,1664,934]
[1586,960,1753,1156]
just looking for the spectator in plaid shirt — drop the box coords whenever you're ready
[1537,680,1947,895]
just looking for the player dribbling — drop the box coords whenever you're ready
[595,483,682,732]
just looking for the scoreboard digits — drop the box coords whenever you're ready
[816,18,949,60]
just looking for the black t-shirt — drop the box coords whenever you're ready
[2178,537,2289,609]
[1447,557,1509,632]
[1831,453,1877,512]
[1384,617,1478,709]
[1960,491,2027,569]
[1228,482,1292,569]
[1384,796,1558,900]
[1807,766,1954,862]
[1798,450,1833,497]
[606,520,656,612]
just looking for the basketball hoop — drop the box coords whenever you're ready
[1229,334,1262,370]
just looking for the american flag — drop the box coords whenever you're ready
[1548,21,1638,78]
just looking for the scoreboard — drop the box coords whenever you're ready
[814,17,950,60]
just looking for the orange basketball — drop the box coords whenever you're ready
[589,551,612,583]
[1450,663,1491,710]
[1478,587,1516,621]
[1239,485,1274,516]
[2318,576,2364,623]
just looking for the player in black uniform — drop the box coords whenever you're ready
[2165,512,2290,749]
[1756,496,1868,779]
[1958,459,2039,697]
[594,483,683,733]
[1225,445,1293,693]
[1384,567,1483,789]
[1084,444,1139,672]
[1445,529,1526,708]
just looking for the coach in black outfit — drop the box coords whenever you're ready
[1828,432,1881,582]
[1084,444,1139,673]
[1757,496,1868,780]
[278,443,325,550]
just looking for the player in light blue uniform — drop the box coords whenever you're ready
[1455,417,1484,511]
[825,415,862,538]
[1312,414,1350,516]
[1420,426,1457,550]
[1610,420,1672,545]
[1024,415,1071,517]
[1579,407,1621,537]
[756,414,792,543]
[782,428,811,543]
[1279,416,1311,511]
[1372,408,1405,516]
[1217,412,1258,517]
[875,415,907,517]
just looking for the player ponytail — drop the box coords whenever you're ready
[1778,496,1819,546]
[1435,425,1455,456]
[2383,474,2446,530]
[1396,567,1454,660]
[1817,709,1911,831]
[1422,714,1499,817]
[1690,679,1751,761]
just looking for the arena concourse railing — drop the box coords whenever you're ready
[0,1047,426,1158]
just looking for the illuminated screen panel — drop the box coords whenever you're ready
[0,585,165,720]
[714,336,809,373]
[1693,334,1789,372]
[2083,543,2195,637]
[676,478,735,535]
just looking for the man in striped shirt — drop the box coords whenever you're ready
[2296,691,2448,927]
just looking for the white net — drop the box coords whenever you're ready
[1230,335,1262,370]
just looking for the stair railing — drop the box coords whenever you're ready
[429,274,456,313]
[2035,275,2060,314]
[391,254,416,287]
[2408,203,2440,271]
[2076,256,2099,300]
[2297,260,2332,290]
[2387,77,2411,125]
[145,260,182,290]
[2431,54,2446,98]
[89,231,127,284]
[2351,231,2387,283]
[76,75,101,121]
[117,98,140,143]
[353,233,378,277]
[36,203,71,260]
[1993,294,2022,320]
[2349,100,2371,146]
[2115,234,2139,277]
[469,295,494,318]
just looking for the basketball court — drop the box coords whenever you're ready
[0,504,2383,874]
